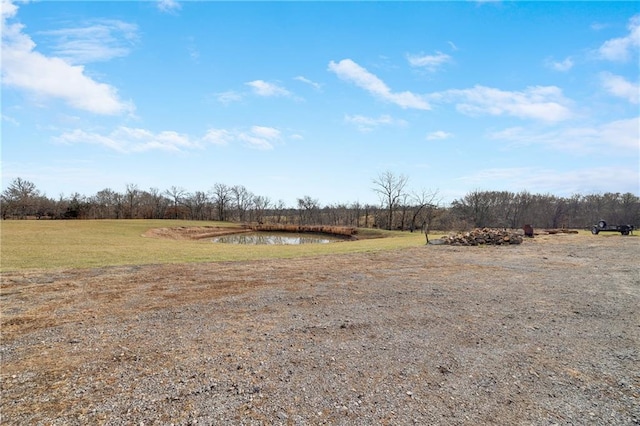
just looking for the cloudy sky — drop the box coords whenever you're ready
[2,0,638,206]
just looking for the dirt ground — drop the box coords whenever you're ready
[1,234,639,425]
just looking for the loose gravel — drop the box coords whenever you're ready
[1,234,639,425]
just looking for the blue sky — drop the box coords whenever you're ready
[2,0,639,206]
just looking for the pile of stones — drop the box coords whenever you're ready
[432,228,524,246]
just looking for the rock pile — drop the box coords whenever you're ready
[433,228,524,246]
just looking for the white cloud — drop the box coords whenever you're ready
[2,114,19,125]
[238,126,281,150]
[434,85,573,122]
[426,130,453,140]
[1,0,134,115]
[344,114,407,132]
[188,46,200,61]
[55,125,287,152]
[202,129,233,146]
[600,72,639,104]
[246,80,292,97]
[459,167,531,183]
[598,117,640,150]
[597,14,640,62]
[407,51,452,72]
[488,116,640,152]
[1,0,18,20]
[546,57,574,72]
[157,0,181,13]
[39,20,138,64]
[215,90,243,104]
[295,75,322,90]
[55,127,200,153]
[205,126,283,150]
[458,166,639,197]
[328,58,431,110]
[251,125,281,140]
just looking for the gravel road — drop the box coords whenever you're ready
[1,234,639,425]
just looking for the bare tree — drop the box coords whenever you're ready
[231,185,253,222]
[361,204,369,228]
[146,187,169,219]
[3,173,637,231]
[1,177,41,219]
[63,192,88,219]
[451,189,492,228]
[510,191,533,228]
[91,188,118,219]
[125,183,140,219]
[183,191,209,220]
[409,188,440,234]
[297,195,320,225]
[273,199,287,223]
[372,171,408,230]
[164,186,186,219]
[209,183,232,222]
[619,192,640,225]
[252,195,271,224]
[350,201,361,227]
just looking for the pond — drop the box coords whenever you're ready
[211,232,343,245]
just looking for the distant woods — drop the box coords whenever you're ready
[1,176,638,231]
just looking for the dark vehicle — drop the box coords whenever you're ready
[591,220,634,235]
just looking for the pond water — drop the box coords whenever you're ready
[211,232,342,245]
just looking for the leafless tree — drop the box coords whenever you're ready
[145,187,169,219]
[409,188,440,234]
[231,185,253,222]
[372,171,408,230]
[90,188,118,219]
[273,199,287,223]
[183,191,209,221]
[3,174,638,230]
[125,183,140,219]
[62,192,89,219]
[350,201,362,227]
[209,183,232,222]
[1,177,41,219]
[451,189,493,228]
[297,195,320,225]
[252,195,271,224]
[164,186,186,220]
[363,204,375,228]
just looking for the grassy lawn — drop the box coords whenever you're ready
[0,220,438,271]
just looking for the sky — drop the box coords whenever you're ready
[1,0,639,207]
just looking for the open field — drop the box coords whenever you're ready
[0,220,438,271]
[1,224,639,425]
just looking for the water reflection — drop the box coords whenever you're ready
[212,232,337,245]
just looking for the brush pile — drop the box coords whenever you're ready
[434,228,523,246]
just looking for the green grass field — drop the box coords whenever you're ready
[0,220,438,271]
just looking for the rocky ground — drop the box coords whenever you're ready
[1,234,639,425]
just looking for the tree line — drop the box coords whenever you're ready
[1,175,638,231]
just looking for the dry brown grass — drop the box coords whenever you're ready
[3,233,638,424]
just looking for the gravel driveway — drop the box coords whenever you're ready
[1,234,639,425]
